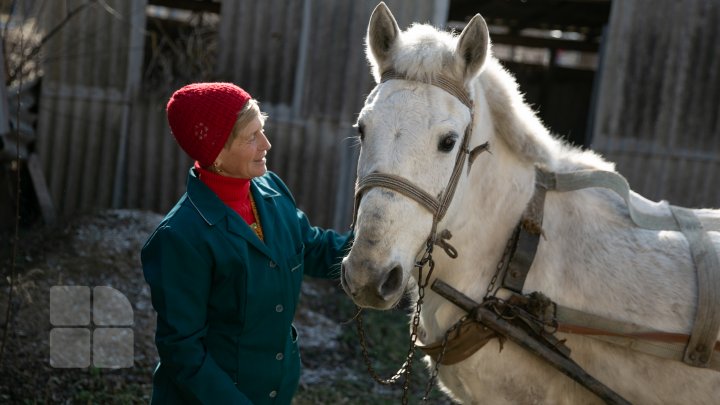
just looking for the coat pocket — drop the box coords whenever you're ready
[286,243,305,273]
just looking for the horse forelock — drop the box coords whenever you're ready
[368,23,464,84]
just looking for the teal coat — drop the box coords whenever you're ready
[142,168,352,404]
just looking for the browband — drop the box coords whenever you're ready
[380,70,473,110]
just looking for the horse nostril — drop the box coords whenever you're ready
[380,264,403,298]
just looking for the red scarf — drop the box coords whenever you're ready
[195,162,254,225]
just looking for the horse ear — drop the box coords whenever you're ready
[367,2,400,73]
[455,14,490,79]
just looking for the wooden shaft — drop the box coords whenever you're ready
[431,279,632,405]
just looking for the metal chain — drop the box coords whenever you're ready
[357,223,520,403]
[422,314,469,401]
[355,309,407,385]
[484,224,521,299]
[419,225,522,400]
[356,239,436,404]
[357,213,523,400]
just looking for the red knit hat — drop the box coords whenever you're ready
[166,82,252,167]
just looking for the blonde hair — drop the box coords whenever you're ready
[225,99,268,147]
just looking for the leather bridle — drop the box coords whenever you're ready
[351,70,489,257]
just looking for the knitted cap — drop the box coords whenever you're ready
[166,82,252,167]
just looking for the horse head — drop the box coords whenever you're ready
[340,2,493,309]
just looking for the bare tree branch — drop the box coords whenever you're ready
[5,0,97,85]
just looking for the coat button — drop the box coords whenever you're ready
[269,261,277,268]
[275,304,283,312]
[276,352,284,360]
[269,390,277,398]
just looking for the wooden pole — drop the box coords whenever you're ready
[431,279,632,405]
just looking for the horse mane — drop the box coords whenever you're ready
[479,57,615,172]
[368,23,615,173]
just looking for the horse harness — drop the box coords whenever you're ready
[420,167,720,365]
[352,70,720,404]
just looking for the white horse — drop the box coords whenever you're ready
[340,3,720,404]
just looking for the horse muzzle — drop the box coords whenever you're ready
[341,258,406,309]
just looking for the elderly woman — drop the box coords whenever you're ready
[141,83,352,404]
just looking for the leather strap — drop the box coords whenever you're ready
[555,304,720,371]
[380,70,472,109]
[351,69,480,252]
[670,206,720,367]
[544,168,720,233]
[538,168,720,369]
[417,317,501,365]
[502,167,550,293]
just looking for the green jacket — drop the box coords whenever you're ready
[142,168,352,404]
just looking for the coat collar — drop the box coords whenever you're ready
[185,167,280,260]
[185,167,226,225]
[252,175,282,200]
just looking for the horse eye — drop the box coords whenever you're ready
[438,133,457,152]
[356,123,365,141]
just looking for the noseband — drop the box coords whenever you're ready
[351,70,489,257]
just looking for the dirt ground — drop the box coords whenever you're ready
[0,209,453,404]
[0,210,386,404]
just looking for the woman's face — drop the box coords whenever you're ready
[215,116,272,179]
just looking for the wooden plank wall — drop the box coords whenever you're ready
[216,0,448,121]
[209,0,445,228]
[122,102,359,229]
[591,0,720,208]
[34,0,446,228]
[36,0,146,216]
[124,97,191,214]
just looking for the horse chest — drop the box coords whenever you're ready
[435,341,605,405]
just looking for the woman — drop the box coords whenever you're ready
[141,82,352,404]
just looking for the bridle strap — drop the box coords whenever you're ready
[351,70,488,255]
[380,70,473,110]
[353,173,441,228]
[436,125,472,224]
